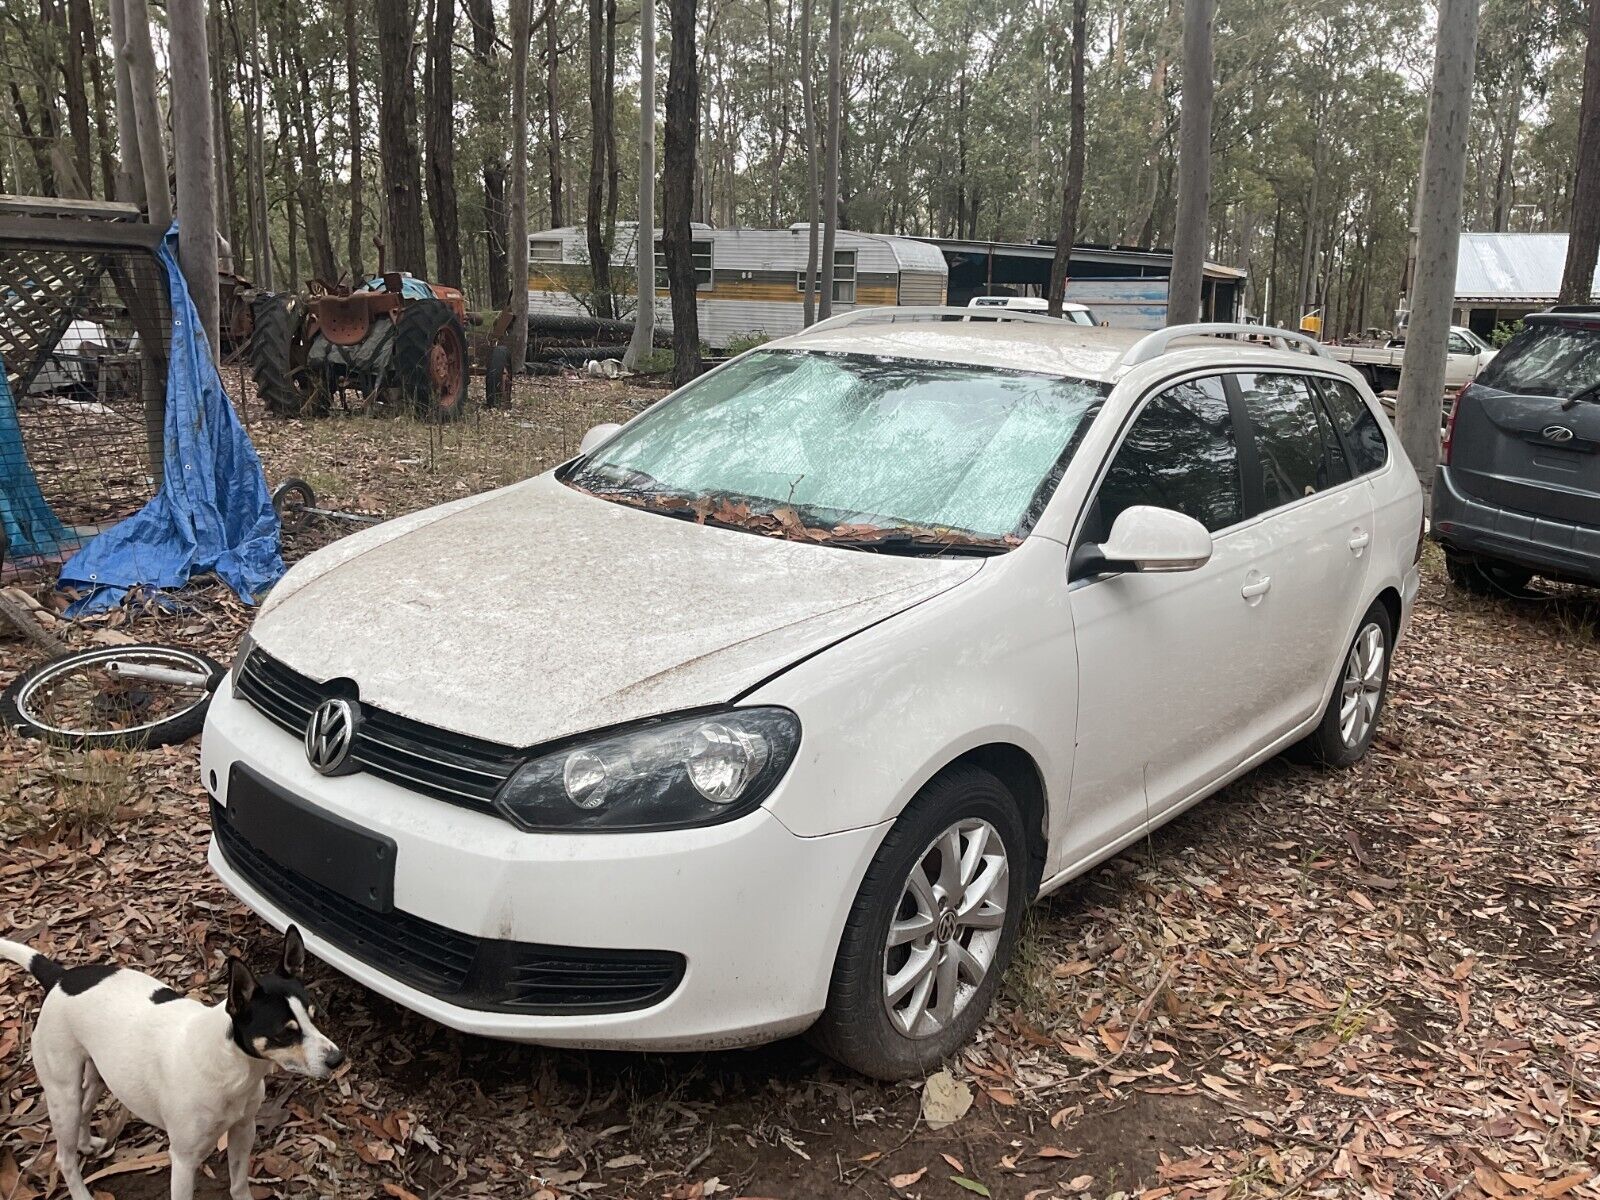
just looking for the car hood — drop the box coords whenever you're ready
[252,474,982,747]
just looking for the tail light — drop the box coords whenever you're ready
[1441,381,1468,465]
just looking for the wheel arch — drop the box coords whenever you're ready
[925,742,1049,898]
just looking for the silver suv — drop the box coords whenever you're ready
[1433,307,1600,593]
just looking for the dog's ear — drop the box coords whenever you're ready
[281,925,305,979]
[226,956,257,1017]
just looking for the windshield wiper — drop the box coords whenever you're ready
[1561,382,1600,411]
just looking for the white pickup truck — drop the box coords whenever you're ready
[1326,326,1497,393]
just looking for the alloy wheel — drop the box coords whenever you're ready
[882,817,1009,1038]
[1339,622,1386,747]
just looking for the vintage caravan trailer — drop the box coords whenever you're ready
[526,223,948,349]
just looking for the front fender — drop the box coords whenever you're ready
[748,538,1077,845]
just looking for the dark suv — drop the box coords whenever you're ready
[1433,307,1600,593]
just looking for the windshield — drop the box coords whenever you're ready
[1475,321,1600,397]
[1458,327,1492,353]
[564,349,1107,550]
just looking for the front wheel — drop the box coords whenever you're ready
[1296,601,1393,768]
[809,765,1028,1080]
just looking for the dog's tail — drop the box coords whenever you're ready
[0,937,63,992]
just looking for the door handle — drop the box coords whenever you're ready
[1348,529,1371,553]
[1241,575,1272,599]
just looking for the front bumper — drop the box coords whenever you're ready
[201,690,888,1050]
[1432,465,1600,584]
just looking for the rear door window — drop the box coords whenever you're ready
[1094,375,1242,535]
[1317,378,1389,475]
[1235,373,1349,510]
[1476,321,1600,396]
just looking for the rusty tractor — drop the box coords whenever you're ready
[248,254,472,422]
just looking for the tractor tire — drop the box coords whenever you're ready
[248,293,320,418]
[392,300,470,423]
[485,344,514,409]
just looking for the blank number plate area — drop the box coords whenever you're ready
[225,765,397,912]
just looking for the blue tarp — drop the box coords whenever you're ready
[0,360,77,559]
[360,275,434,300]
[58,225,283,612]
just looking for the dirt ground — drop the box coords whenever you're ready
[2,374,1598,1200]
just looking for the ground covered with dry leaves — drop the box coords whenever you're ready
[2,375,1597,1200]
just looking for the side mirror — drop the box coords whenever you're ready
[1071,505,1213,579]
[578,422,623,455]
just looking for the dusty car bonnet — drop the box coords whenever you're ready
[252,473,983,747]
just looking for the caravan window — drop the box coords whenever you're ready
[529,239,564,263]
[655,239,715,291]
[796,250,858,304]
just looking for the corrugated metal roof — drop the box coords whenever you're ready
[1456,232,1600,303]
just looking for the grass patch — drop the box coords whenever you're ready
[1,745,141,841]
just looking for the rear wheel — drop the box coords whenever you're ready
[248,293,324,417]
[1296,601,1393,768]
[392,300,469,423]
[809,765,1027,1080]
[1445,551,1535,598]
[485,344,514,409]
[0,645,224,750]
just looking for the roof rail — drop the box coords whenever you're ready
[804,305,1076,334]
[1118,322,1330,369]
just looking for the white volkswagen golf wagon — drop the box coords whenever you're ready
[202,312,1423,1079]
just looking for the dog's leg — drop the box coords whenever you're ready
[167,1147,200,1200]
[225,1115,257,1200]
[35,1057,95,1200]
[76,1060,109,1158]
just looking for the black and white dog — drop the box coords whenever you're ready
[0,925,341,1200]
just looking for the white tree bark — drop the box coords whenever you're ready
[1395,0,1480,499]
[170,0,220,356]
[122,0,171,229]
[623,0,657,370]
[1166,0,1213,326]
[508,0,533,377]
[106,0,144,205]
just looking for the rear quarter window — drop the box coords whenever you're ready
[1317,378,1389,476]
[1476,321,1600,396]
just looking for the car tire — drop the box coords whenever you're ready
[1297,601,1394,768]
[808,765,1028,1081]
[1444,551,1534,598]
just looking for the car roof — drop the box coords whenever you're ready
[765,319,1347,385]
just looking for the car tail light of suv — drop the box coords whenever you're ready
[1441,381,1467,465]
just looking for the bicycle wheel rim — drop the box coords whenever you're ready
[13,646,216,740]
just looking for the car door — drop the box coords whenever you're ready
[1062,374,1272,871]
[1228,371,1375,735]
[1445,331,1480,390]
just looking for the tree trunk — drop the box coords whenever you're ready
[378,0,429,276]
[623,0,656,370]
[59,0,94,195]
[468,0,508,305]
[509,0,533,373]
[1048,0,1087,316]
[425,0,463,286]
[1491,0,1532,232]
[545,0,564,227]
[345,0,365,278]
[123,0,172,227]
[290,43,339,283]
[1396,0,1480,499]
[209,0,233,267]
[800,0,818,326]
[586,0,616,318]
[663,0,701,384]
[107,0,143,205]
[1166,0,1213,326]
[247,0,272,287]
[1558,0,1600,304]
[171,0,220,354]
[817,0,841,321]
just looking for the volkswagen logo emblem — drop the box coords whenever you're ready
[1542,425,1576,443]
[305,698,358,775]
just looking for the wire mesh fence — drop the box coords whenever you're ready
[0,213,171,577]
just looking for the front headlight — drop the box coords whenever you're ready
[493,707,801,832]
[228,632,256,695]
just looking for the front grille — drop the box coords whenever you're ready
[236,650,521,809]
[212,800,686,1013]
